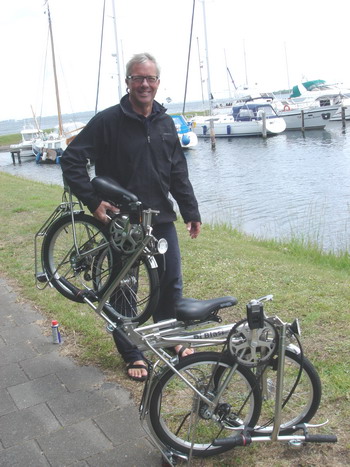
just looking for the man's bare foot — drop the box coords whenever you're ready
[126,360,148,382]
[174,345,194,358]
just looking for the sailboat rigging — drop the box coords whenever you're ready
[33,1,85,164]
[95,0,123,113]
[190,0,286,138]
[47,3,63,137]
[169,0,198,148]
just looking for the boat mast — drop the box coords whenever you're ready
[284,41,291,91]
[243,39,248,87]
[201,0,213,115]
[196,37,205,106]
[111,0,122,101]
[46,2,63,136]
[30,105,41,133]
[224,48,232,98]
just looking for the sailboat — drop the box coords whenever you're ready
[190,0,286,138]
[33,2,85,164]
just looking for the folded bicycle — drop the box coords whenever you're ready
[35,176,337,465]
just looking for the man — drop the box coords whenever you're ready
[61,52,201,381]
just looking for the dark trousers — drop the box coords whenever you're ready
[113,222,182,363]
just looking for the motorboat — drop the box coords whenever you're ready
[275,103,340,130]
[232,91,340,130]
[288,79,350,121]
[191,102,286,137]
[171,114,198,147]
[10,126,44,157]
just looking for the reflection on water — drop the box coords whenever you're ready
[1,121,349,252]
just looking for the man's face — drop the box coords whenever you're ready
[126,60,160,110]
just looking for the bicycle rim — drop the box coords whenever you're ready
[105,256,159,324]
[149,352,261,457]
[257,349,322,432]
[42,213,115,303]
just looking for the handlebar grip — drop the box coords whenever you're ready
[305,434,338,443]
[213,434,252,447]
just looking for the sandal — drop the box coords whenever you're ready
[175,345,194,359]
[126,362,148,382]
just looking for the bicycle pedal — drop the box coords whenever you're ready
[36,272,48,283]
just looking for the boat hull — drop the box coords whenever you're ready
[192,116,286,137]
[331,104,350,121]
[171,114,198,147]
[277,105,340,130]
[178,131,198,147]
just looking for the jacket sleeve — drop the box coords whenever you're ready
[169,138,201,224]
[60,115,106,213]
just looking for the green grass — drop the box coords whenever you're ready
[0,133,22,146]
[0,171,349,465]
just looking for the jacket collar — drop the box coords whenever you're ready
[119,94,167,120]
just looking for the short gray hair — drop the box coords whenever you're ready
[125,53,161,77]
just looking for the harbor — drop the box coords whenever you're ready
[1,119,349,253]
[1,2,349,466]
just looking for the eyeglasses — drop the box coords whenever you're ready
[127,75,159,84]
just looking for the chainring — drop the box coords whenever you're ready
[227,318,278,367]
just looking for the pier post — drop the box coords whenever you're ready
[261,112,267,138]
[301,110,305,132]
[10,149,21,165]
[209,118,216,149]
[341,106,346,129]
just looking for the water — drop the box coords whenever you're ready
[1,120,349,253]
[187,121,350,252]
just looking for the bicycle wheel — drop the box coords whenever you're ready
[256,349,322,432]
[42,213,116,303]
[149,352,262,457]
[42,213,160,324]
[104,256,159,325]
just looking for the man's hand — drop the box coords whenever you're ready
[186,221,201,239]
[93,201,119,224]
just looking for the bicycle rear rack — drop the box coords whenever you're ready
[34,188,84,290]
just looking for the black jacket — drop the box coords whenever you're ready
[60,95,201,225]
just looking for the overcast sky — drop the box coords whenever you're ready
[1,0,349,121]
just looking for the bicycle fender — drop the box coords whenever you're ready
[148,255,158,269]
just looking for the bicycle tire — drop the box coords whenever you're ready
[256,348,322,432]
[149,351,262,457]
[102,255,159,325]
[42,213,159,324]
[42,213,114,302]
